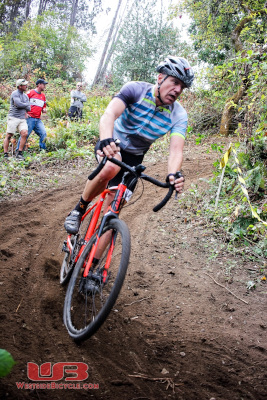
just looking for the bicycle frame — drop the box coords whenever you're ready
[65,187,115,265]
[82,181,129,278]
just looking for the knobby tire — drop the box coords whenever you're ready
[63,218,131,342]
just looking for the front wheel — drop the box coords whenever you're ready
[64,219,131,341]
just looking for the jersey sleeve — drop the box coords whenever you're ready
[114,82,144,107]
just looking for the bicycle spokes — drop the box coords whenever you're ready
[68,226,124,333]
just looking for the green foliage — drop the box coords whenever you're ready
[0,349,16,377]
[0,97,9,133]
[171,0,267,65]
[111,0,193,86]
[48,97,70,120]
[0,11,93,80]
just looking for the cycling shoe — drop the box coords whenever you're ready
[64,210,82,234]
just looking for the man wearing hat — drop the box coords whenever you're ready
[3,79,31,160]
[16,78,48,152]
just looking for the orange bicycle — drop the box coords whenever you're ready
[61,156,181,342]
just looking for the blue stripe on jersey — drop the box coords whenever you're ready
[128,102,172,125]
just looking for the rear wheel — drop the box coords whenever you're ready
[64,218,130,341]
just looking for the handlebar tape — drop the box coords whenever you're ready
[153,185,175,212]
[88,157,107,180]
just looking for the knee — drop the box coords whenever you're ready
[20,130,28,139]
[98,164,120,182]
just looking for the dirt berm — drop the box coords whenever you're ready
[0,141,266,399]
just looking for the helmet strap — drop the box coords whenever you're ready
[157,75,168,104]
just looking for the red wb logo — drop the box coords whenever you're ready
[27,362,89,381]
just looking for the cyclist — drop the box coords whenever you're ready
[64,56,194,235]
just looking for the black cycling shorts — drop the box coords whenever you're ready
[94,141,144,187]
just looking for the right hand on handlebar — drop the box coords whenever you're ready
[96,138,120,159]
[166,172,185,193]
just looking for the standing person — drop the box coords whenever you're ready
[68,82,87,121]
[3,79,31,161]
[64,56,194,234]
[16,78,48,152]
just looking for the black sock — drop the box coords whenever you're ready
[92,257,99,266]
[74,196,90,215]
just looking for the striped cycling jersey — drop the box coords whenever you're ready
[113,81,188,155]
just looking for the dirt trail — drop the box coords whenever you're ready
[0,141,266,400]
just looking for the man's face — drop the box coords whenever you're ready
[156,74,186,105]
[77,84,82,90]
[19,84,28,92]
[37,83,46,92]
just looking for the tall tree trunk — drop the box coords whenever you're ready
[10,2,20,24]
[70,0,79,26]
[92,0,123,87]
[38,0,49,16]
[219,86,245,136]
[25,0,32,20]
[98,0,131,84]
[38,0,44,15]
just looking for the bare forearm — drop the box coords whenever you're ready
[99,111,115,140]
[168,149,183,173]
[168,136,185,172]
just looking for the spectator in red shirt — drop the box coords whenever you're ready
[16,78,48,152]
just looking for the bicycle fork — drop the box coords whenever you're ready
[82,219,117,283]
[82,184,126,281]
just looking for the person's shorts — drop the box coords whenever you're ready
[94,141,144,187]
[6,116,28,134]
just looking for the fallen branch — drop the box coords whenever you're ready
[124,296,151,306]
[128,374,183,393]
[204,272,248,305]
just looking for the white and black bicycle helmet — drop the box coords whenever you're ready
[156,56,194,88]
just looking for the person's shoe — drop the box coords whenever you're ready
[16,152,25,161]
[4,153,9,159]
[64,210,82,234]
